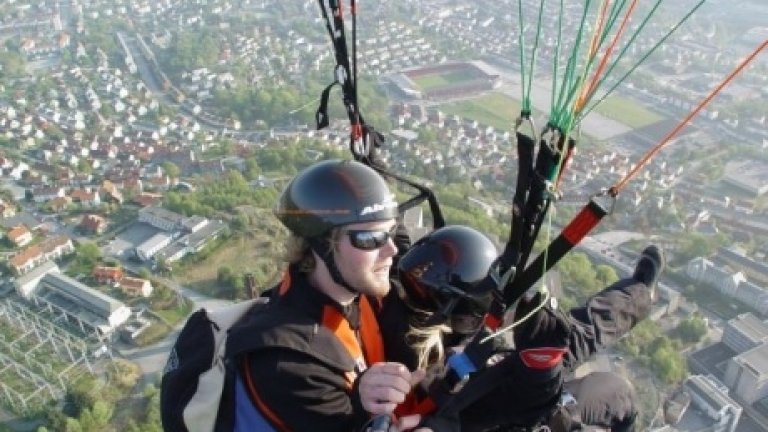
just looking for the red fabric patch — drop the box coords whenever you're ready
[519,348,566,370]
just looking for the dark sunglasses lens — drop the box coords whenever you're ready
[350,231,389,250]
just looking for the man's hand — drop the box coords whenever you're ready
[359,362,426,415]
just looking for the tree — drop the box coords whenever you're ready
[559,253,599,299]
[162,161,180,180]
[244,158,261,180]
[156,256,171,275]
[217,266,233,284]
[138,267,151,280]
[64,418,83,432]
[678,233,722,262]
[84,400,113,429]
[595,264,619,287]
[75,241,102,266]
[231,274,246,299]
[0,51,26,78]
[77,159,92,174]
[675,314,708,343]
[107,359,140,391]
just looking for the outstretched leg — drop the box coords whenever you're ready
[565,245,665,368]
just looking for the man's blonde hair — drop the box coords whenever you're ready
[284,235,315,272]
[284,230,343,273]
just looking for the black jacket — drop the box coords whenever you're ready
[377,276,653,431]
[225,267,370,432]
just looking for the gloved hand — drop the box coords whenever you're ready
[353,124,388,172]
[512,292,571,370]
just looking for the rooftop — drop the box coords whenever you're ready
[727,313,768,345]
[685,374,741,415]
[733,343,768,379]
[40,272,125,318]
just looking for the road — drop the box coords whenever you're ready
[117,262,232,380]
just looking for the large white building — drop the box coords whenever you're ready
[21,268,131,338]
[138,205,184,231]
[719,313,768,406]
[14,260,61,298]
[721,313,768,354]
[687,257,768,316]
[135,232,172,261]
[725,344,768,404]
[683,375,742,432]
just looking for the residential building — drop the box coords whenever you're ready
[0,201,16,217]
[80,214,107,234]
[6,225,32,247]
[69,188,101,207]
[8,235,74,275]
[120,276,153,297]
[93,266,124,284]
[719,247,768,286]
[30,186,65,203]
[722,160,768,197]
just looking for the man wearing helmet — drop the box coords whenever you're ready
[374,225,664,432]
[224,160,426,431]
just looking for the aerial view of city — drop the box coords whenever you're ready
[0,0,766,430]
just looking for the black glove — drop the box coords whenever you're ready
[512,292,571,370]
[353,124,388,171]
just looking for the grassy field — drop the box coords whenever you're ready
[174,207,286,297]
[174,233,283,295]
[440,92,522,131]
[437,91,660,132]
[592,95,663,128]
[411,69,478,91]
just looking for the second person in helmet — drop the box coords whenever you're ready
[376,224,664,432]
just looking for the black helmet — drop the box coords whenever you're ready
[275,160,398,238]
[398,225,500,319]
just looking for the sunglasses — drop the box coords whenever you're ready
[344,227,397,251]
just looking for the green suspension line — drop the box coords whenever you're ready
[523,0,547,117]
[550,0,593,129]
[574,0,663,119]
[551,0,564,113]
[518,0,529,115]
[578,0,708,121]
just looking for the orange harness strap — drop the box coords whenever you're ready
[241,356,293,432]
[242,291,387,425]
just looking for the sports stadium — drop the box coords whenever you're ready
[388,61,501,101]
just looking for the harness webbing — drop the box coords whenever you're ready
[316,0,361,130]
[509,39,766,298]
[506,199,609,305]
[499,132,535,277]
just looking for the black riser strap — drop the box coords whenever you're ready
[505,199,608,305]
[500,132,535,274]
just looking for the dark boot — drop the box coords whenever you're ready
[632,245,665,301]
